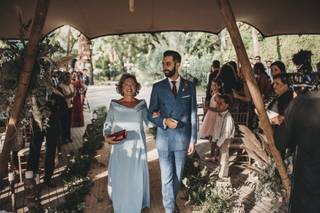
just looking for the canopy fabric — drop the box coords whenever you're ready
[0,0,320,40]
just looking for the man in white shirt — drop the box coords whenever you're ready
[211,94,235,178]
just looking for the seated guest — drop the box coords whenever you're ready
[267,73,293,159]
[211,95,235,178]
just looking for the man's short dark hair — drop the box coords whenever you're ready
[163,50,181,63]
[212,60,220,69]
[219,94,232,106]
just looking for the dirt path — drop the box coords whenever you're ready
[84,132,192,213]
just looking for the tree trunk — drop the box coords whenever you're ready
[66,26,72,71]
[220,29,227,52]
[276,36,282,60]
[217,0,291,198]
[0,0,51,179]
[78,34,94,85]
[251,28,260,58]
[89,48,94,85]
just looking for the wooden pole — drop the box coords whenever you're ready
[0,0,51,179]
[217,0,291,197]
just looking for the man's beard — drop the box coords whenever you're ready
[163,66,176,78]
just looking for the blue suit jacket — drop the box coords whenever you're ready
[148,77,197,151]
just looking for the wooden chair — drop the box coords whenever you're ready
[229,111,251,165]
[196,96,205,131]
[17,122,45,183]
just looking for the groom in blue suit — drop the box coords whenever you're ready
[148,50,197,213]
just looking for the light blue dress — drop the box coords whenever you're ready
[103,99,151,213]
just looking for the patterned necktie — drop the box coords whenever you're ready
[172,81,177,97]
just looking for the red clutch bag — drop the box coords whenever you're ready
[107,129,127,144]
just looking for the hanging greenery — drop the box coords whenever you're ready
[0,37,63,129]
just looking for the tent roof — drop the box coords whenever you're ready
[1,0,320,40]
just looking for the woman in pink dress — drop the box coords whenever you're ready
[199,79,223,138]
[199,79,223,161]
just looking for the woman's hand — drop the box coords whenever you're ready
[104,135,117,144]
[152,111,161,118]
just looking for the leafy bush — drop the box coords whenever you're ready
[254,159,284,207]
[48,106,107,212]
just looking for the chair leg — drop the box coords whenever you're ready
[18,155,23,184]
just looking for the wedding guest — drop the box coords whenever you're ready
[199,79,223,161]
[253,62,272,99]
[27,79,66,187]
[271,61,287,78]
[267,73,293,159]
[71,71,85,127]
[211,95,235,178]
[103,73,152,213]
[59,72,74,143]
[285,90,320,213]
[205,60,220,113]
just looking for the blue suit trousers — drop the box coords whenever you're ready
[158,150,186,213]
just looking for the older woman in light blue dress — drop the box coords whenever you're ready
[103,74,153,213]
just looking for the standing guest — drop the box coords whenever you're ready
[253,62,272,99]
[27,79,66,187]
[71,71,85,127]
[265,60,273,82]
[211,95,235,178]
[217,63,237,95]
[82,68,90,87]
[200,79,223,138]
[205,60,221,113]
[254,55,261,64]
[148,50,197,213]
[271,61,287,78]
[199,79,223,161]
[285,91,320,213]
[103,74,152,213]
[59,72,74,143]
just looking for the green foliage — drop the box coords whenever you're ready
[202,186,234,213]
[46,25,80,60]
[255,160,283,205]
[50,106,107,212]
[0,39,60,127]
[182,151,212,205]
[182,151,236,212]
[90,23,320,87]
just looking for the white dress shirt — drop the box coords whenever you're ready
[211,110,235,147]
